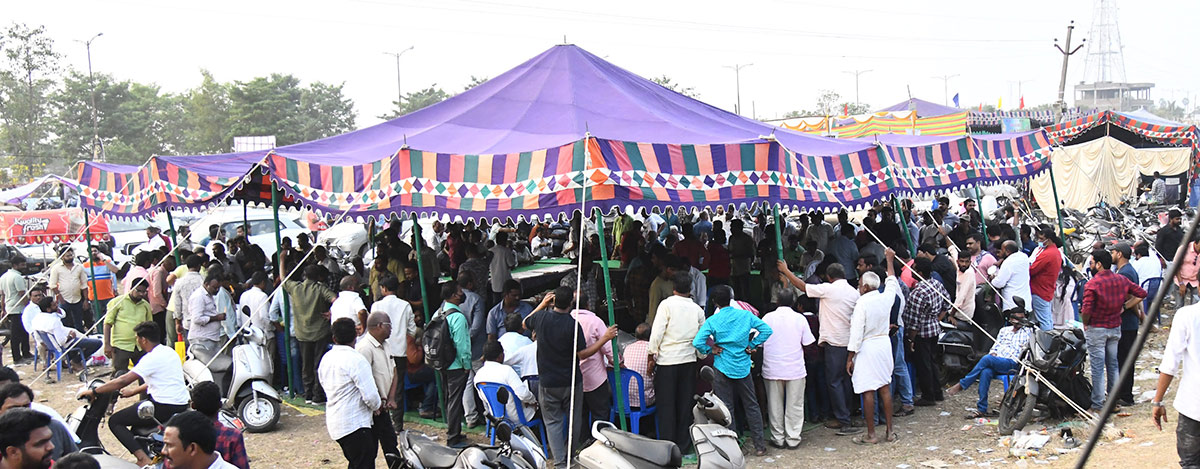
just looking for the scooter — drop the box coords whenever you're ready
[391,387,544,468]
[577,365,744,469]
[182,320,281,432]
[67,379,165,469]
[936,286,1004,385]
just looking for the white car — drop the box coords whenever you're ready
[316,222,370,258]
[187,207,309,260]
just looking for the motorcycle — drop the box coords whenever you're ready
[67,379,165,469]
[936,286,1005,385]
[391,387,545,469]
[997,311,1091,434]
[577,365,744,469]
[182,321,281,433]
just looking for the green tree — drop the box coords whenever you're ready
[463,76,488,92]
[297,81,355,142]
[178,70,232,154]
[377,85,450,120]
[227,74,356,146]
[814,89,840,116]
[0,23,61,175]
[52,71,187,165]
[651,75,698,98]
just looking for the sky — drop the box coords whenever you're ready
[9,0,1197,131]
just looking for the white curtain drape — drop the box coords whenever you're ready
[1031,136,1192,218]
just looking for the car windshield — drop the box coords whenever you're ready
[107,219,152,232]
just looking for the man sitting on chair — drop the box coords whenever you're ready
[945,302,1033,418]
[31,296,102,375]
[474,340,537,421]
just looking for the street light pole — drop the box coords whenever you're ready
[77,33,103,161]
[932,74,960,106]
[383,46,415,109]
[724,63,753,115]
[842,69,872,108]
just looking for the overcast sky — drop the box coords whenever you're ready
[11,0,1197,130]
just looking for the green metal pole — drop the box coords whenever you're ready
[271,184,296,398]
[593,207,627,431]
[242,202,249,237]
[974,185,988,241]
[82,209,101,323]
[166,211,182,268]
[411,213,443,422]
[895,198,915,257]
[772,205,784,263]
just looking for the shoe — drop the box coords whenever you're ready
[835,426,863,436]
[850,418,866,427]
[823,420,845,429]
[447,436,469,448]
[419,411,439,420]
[786,442,802,450]
[304,399,313,405]
[1116,399,1134,407]
[754,447,768,457]
[894,405,915,417]
[768,441,787,449]
[466,418,484,428]
[914,399,937,407]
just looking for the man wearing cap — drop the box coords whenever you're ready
[1110,243,1144,406]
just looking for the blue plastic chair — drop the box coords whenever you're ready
[475,382,548,456]
[34,332,63,381]
[1000,373,1014,393]
[1141,277,1163,316]
[611,369,658,437]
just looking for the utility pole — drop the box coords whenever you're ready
[76,33,103,162]
[842,69,872,108]
[1054,21,1086,122]
[932,74,960,106]
[383,46,415,108]
[724,63,753,115]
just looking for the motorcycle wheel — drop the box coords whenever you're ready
[238,396,280,433]
[998,380,1036,435]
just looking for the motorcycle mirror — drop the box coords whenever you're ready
[699,365,716,383]
[495,421,512,442]
[136,401,157,420]
[495,387,510,405]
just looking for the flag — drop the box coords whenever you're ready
[1019,96,1025,109]
[998,97,1003,109]
[843,103,849,116]
[952,93,960,108]
[978,103,983,111]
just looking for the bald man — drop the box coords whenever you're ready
[356,312,398,456]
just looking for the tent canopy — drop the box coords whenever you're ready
[877,98,963,118]
[0,175,78,205]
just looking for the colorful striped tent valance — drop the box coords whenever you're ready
[875,131,1053,199]
[779,111,968,138]
[1045,110,1198,150]
[76,161,162,219]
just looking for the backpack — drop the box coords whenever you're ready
[423,307,462,371]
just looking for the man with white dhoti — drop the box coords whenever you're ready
[847,248,899,445]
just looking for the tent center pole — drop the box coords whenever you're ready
[410,214,444,422]
[271,183,296,399]
[593,207,627,431]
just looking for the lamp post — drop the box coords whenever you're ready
[383,46,415,109]
[842,69,872,108]
[76,32,103,161]
[932,74,960,106]
[724,63,753,115]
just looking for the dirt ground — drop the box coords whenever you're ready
[16,319,1184,469]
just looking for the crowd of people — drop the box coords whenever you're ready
[2,194,1200,468]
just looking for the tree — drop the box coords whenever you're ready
[51,71,186,165]
[0,23,61,176]
[463,75,488,92]
[227,74,356,146]
[814,89,840,116]
[178,70,232,154]
[651,75,698,98]
[377,85,450,120]
[297,81,355,142]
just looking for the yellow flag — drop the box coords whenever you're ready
[998,97,1003,109]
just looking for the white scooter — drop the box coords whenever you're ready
[577,366,744,469]
[182,320,281,432]
[392,387,547,469]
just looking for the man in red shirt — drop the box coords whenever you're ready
[672,223,708,271]
[1081,250,1146,411]
[1028,226,1063,331]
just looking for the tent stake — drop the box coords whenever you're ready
[271,183,296,398]
[593,207,627,431]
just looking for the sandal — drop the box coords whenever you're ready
[852,435,880,445]
[886,432,899,442]
[964,410,997,419]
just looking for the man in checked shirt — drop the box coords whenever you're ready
[946,305,1033,418]
[1081,250,1146,412]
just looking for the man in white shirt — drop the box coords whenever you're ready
[504,339,538,379]
[161,410,239,469]
[319,318,381,469]
[371,277,416,431]
[992,240,1032,311]
[187,276,226,362]
[239,273,271,334]
[20,286,46,351]
[778,260,861,433]
[760,290,816,449]
[1131,242,1163,285]
[1153,302,1200,466]
[498,313,533,357]
[947,307,1032,418]
[648,272,706,450]
[330,275,368,336]
[474,341,537,421]
[356,312,399,458]
[31,296,102,373]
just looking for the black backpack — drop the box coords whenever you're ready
[423,307,462,371]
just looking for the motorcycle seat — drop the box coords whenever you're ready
[132,425,158,437]
[207,354,233,373]
[407,433,461,468]
[599,425,682,467]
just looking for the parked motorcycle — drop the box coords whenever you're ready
[997,309,1091,434]
[182,321,281,432]
[67,379,164,469]
[577,365,744,469]
[391,387,545,469]
[936,286,1005,385]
